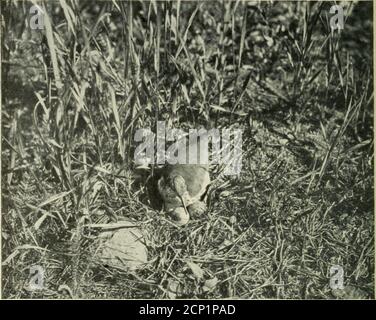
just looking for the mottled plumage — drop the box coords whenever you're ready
[158,164,210,225]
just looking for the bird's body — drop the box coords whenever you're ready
[158,164,210,225]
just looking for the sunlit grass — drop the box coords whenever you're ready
[1,0,374,299]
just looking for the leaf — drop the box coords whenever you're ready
[109,86,121,131]
[93,165,112,175]
[46,138,63,149]
[86,220,141,230]
[345,139,371,154]
[3,245,48,265]
[58,284,74,298]
[174,3,201,59]
[59,0,77,37]
[40,2,62,89]
[203,277,218,292]
[34,212,54,230]
[166,279,181,299]
[38,190,73,208]
[2,250,20,265]
[186,261,204,280]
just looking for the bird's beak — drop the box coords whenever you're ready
[169,207,190,226]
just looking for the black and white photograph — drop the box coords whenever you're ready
[0,0,374,301]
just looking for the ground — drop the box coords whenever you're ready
[1,0,374,299]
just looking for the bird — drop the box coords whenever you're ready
[170,174,190,217]
[158,163,210,226]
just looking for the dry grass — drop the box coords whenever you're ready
[1,0,374,299]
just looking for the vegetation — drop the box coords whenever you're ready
[1,0,374,299]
